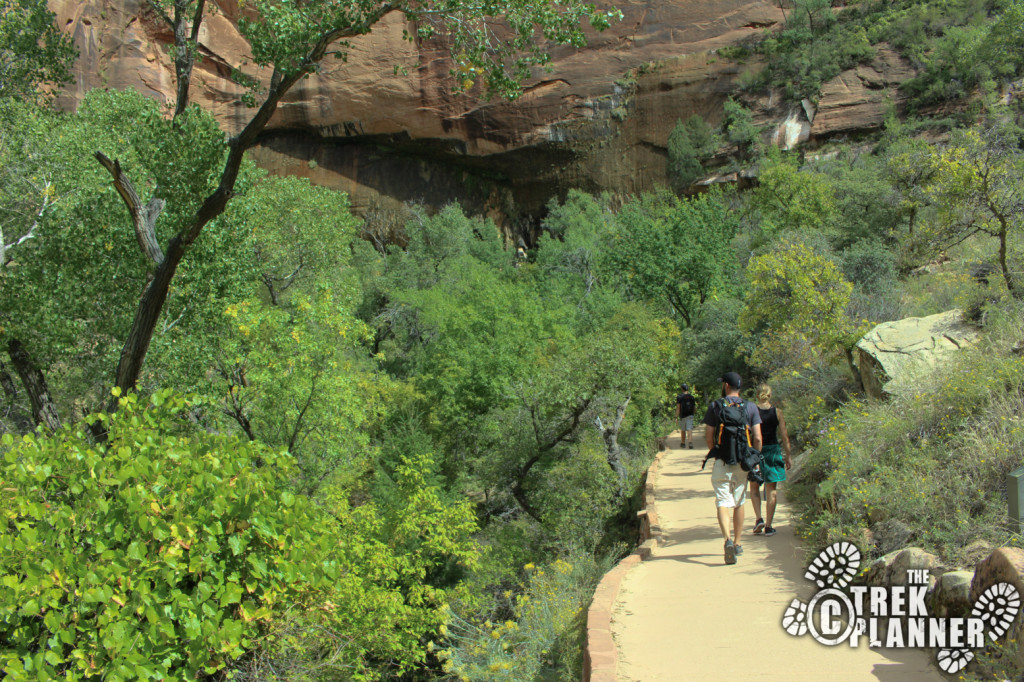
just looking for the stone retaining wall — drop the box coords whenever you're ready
[583,445,665,682]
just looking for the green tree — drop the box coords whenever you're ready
[607,191,738,326]
[0,90,254,431]
[749,152,837,234]
[721,98,761,159]
[536,190,622,317]
[185,175,385,492]
[0,90,382,470]
[459,301,674,526]
[920,124,1024,297]
[983,0,1024,77]
[0,0,75,103]
[821,152,900,248]
[667,115,719,191]
[885,135,936,237]
[741,238,862,386]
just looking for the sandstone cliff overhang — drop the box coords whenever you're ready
[48,0,918,228]
[855,310,980,399]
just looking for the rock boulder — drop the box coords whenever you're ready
[929,570,973,618]
[970,547,1024,668]
[855,310,980,399]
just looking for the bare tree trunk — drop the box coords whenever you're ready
[998,227,1021,298]
[600,397,631,498]
[0,359,33,433]
[172,0,205,118]
[6,338,61,431]
[845,346,865,394]
[0,363,17,401]
[512,481,542,523]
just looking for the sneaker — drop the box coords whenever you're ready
[753,518,765,534]
[734,545,744,556]
[763,526,777,537]
[724,539,737,564]
[689,442,694,449]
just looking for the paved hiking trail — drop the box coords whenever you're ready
[611,434,942,681]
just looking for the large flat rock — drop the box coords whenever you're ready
[856,310,980,399]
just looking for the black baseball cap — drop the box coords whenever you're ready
[681,384,689,391]
[719,372,742,388]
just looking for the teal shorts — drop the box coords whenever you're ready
[762,443,786,483]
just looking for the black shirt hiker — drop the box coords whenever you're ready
[676,385,697,448]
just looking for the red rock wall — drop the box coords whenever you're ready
[49,0,914,229]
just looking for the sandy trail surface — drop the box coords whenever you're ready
[611,434,943,681]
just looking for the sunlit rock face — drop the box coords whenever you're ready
[50,0,913,232]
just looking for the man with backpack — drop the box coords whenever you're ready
[676,385,696,449]
[702,372,762,565]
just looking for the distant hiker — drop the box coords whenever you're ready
[749,384,792,538]
[702,372,762,565]
[676,384,696,448]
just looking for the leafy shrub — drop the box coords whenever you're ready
[899,268,986,318]
[763,362,853,443]
[444,556,606,681]
[0,390,332,679]
[752,4,873,102]
[0,391,479,681]
[240,450,481,681]
[842,239,898,294]
[901,24,992,106]
[723,0,1011,105]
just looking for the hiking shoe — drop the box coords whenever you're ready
[753,518,765,534]
[688,442,694,449]
[724,539,737,564]
[763,526,777,537]
[734,545,744,556]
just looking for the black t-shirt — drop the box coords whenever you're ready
[759,405,779,446]
[676,392,696,417]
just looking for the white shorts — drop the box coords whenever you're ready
[711,458,747,508]
[679,416,694,431]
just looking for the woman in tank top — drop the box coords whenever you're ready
[749,384,792,537]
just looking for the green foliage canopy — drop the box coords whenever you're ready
[0,391,332,678]
[919,124,1024,297]
[748,153,837,235]
[607,191,738,326]
[667,115,719,191]
[0,391,480,680]
[741,238,855,373]
[0,0,75,103]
